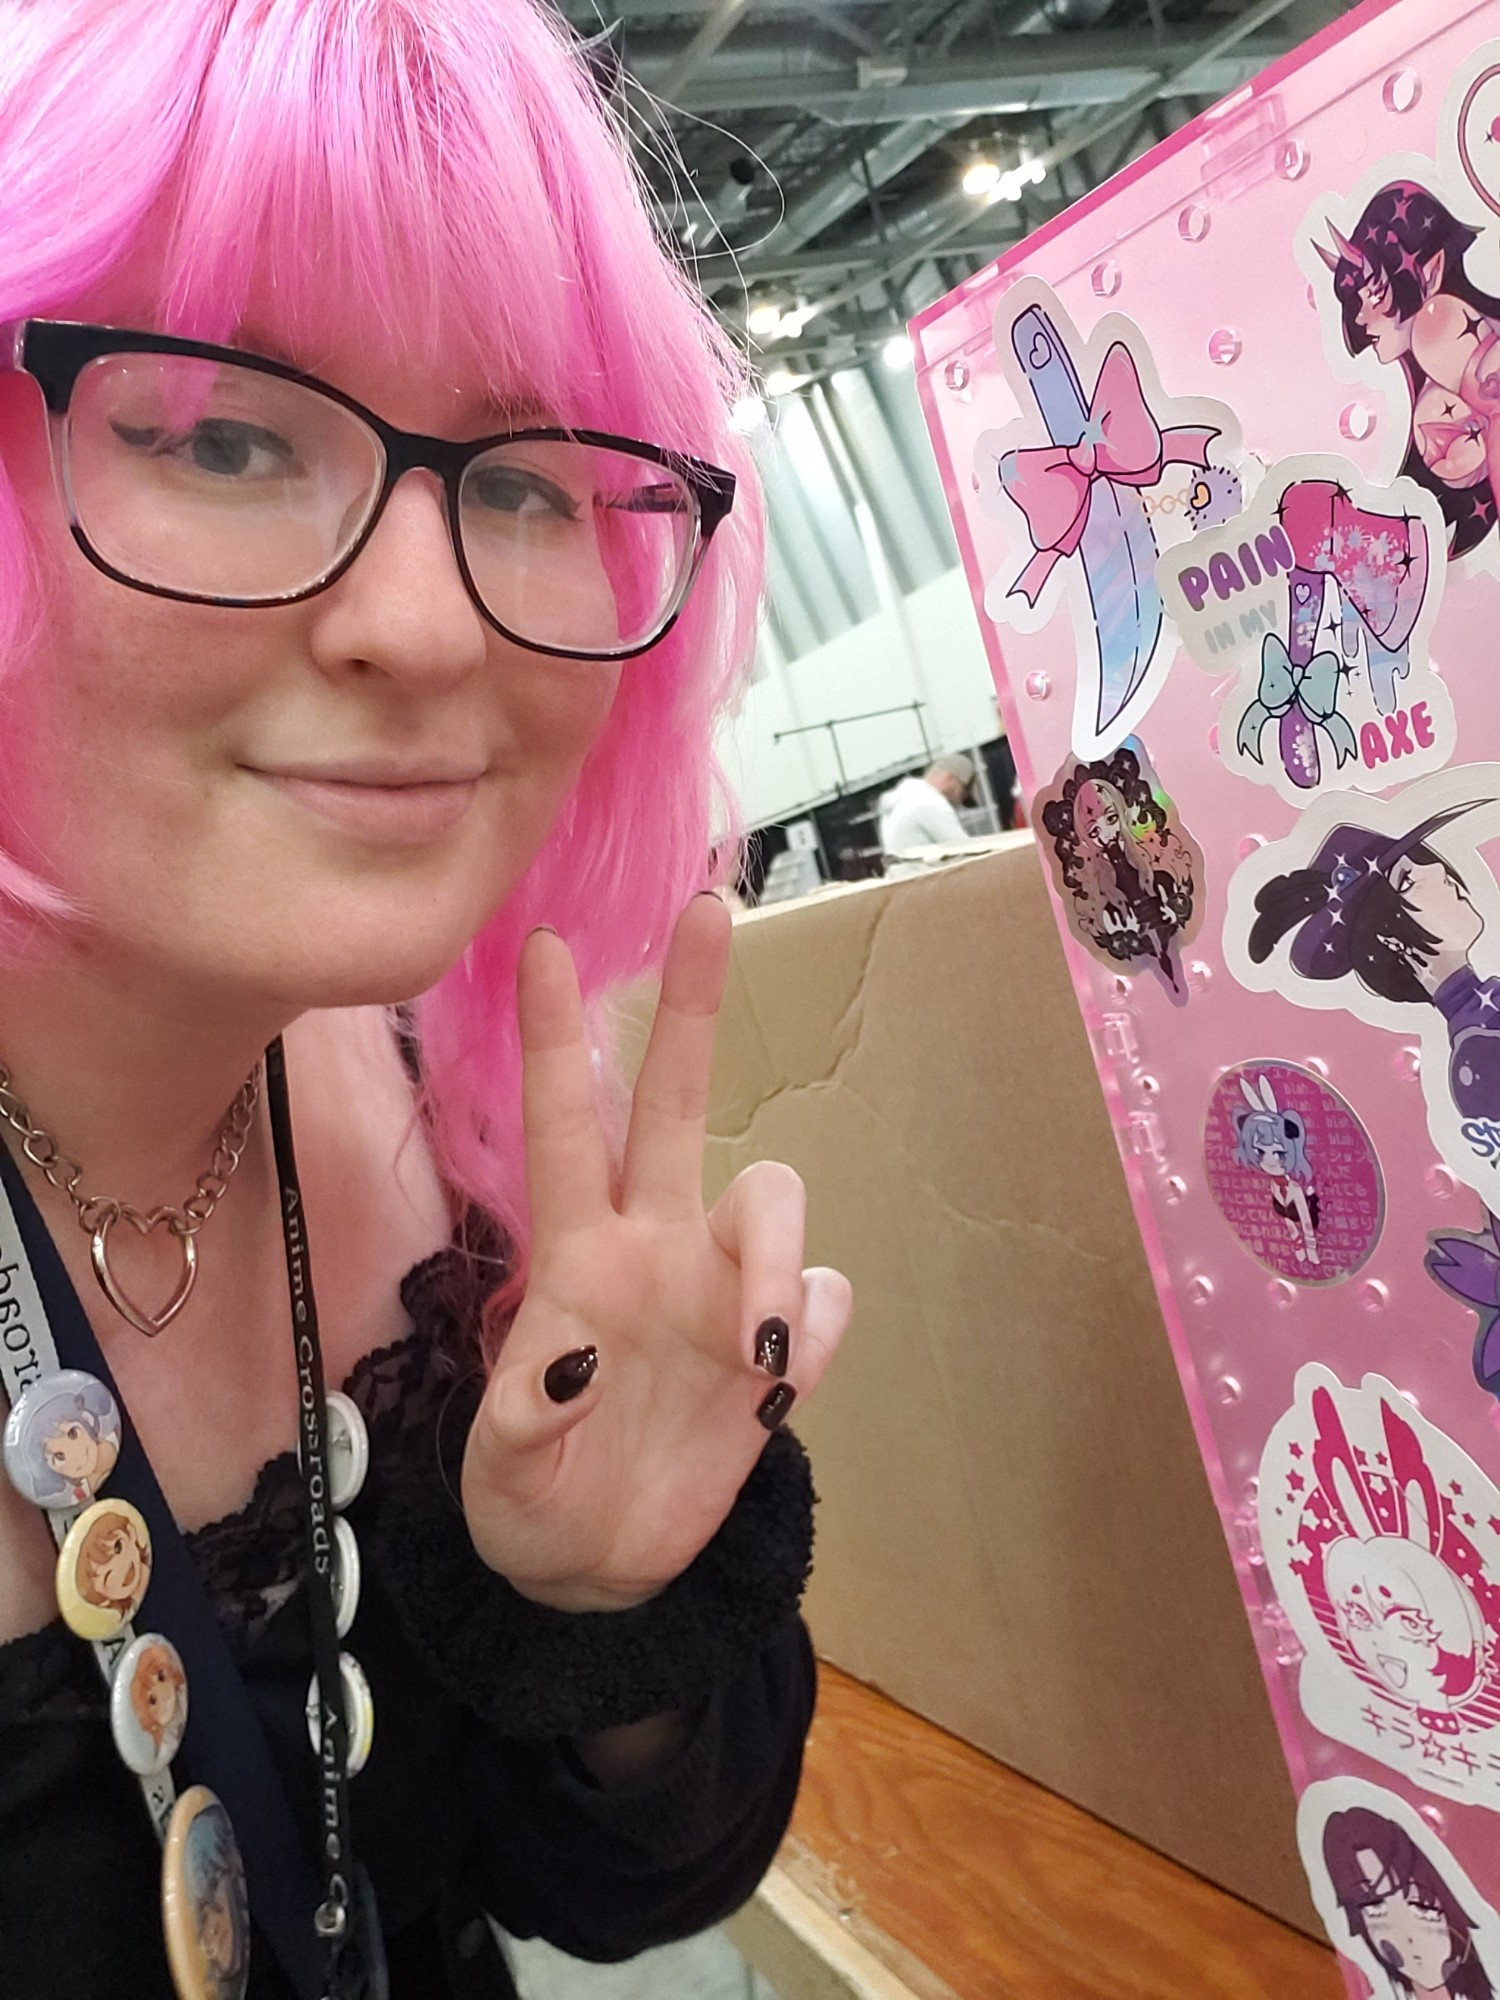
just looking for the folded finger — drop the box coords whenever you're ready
[706,1158,807,1371]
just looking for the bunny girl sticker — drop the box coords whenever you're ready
[973,275,1241,758]
[1226,771,1500,1204]
[1203,1061,1384,1284]
[1260,1366,1500,1805]
[1298,1776,1500,2000]
[1034,739,1204,1000]
[1160,458,1453,805]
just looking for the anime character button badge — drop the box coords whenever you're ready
[111,1632,189,1777]
[325,1390,368,1512]
[3,1367,121,1509]
[306,1651,375,1778]
[55,1495,151,1642]
[161,1786,249,2000]
[331,1513,361,1640]
[1203,1061,1384,1286]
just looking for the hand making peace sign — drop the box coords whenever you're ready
[460,892,853,1613]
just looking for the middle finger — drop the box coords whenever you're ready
[621,892,731,1218]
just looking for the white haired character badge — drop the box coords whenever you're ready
[1260,1367,1500,1807]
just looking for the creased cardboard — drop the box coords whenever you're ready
[698,836,1317,1935]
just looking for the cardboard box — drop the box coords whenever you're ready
[700,835,1316,1935]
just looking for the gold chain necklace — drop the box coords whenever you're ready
[0,1061,262,1336]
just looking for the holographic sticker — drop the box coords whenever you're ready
[1203,1061,1384,1284]
[1261,1365,1500,1809]
[1035,738,1205,1001]
[974,275,1241,758]
[1161,457,1453,804]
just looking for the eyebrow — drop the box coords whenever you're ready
[231,327,551,430]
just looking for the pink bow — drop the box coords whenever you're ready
[1001,343,1216,605]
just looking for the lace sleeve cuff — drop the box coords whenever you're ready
[359,1421,816,1741]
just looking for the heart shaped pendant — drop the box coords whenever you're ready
[90,1207,198,1338]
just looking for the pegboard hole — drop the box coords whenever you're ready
[1275,138,1308,180]
[1383,68,1421,115]
[1207,327,1242,366]
[1178,204,1210,243]
[1340,400,1377,442]
[1024,670,1051,701]
[1091,260,1120,298]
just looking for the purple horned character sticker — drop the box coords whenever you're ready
[1035,740,1204,999]
[1204,1061,1383,1285]
[974,275,1239,758]
[1306,171,1500,567]
[1261,1366,1500,1810]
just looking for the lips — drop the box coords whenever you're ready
[246,762,486,845]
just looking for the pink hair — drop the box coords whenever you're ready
[0,0,764,1330]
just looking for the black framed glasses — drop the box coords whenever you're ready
[4,321,737,662]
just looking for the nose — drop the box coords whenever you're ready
[307,469,490,691]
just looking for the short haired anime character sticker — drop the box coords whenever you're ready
[1314,178,1500,561]
[1227,775,1500,1202]
[1035,742,1204,999]
[2,1367,121,1507]
[1259,1366,1500,1809]
[1298,1778,1500,2000]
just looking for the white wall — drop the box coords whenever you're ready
[717,566,1000,828]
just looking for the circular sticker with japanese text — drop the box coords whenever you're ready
[1203,1060,1384,1284]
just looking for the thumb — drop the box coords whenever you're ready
[464,1343,602,1497]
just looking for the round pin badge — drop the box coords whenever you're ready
[111,1632,189,1776]
[306,1651,375,1778]
[161,1786,249,2000]
[325,1392,369,1512]
[56,1496,152,1642]
[4,1368,122,1509]
[331,1514,361,1641]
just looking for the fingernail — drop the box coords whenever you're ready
[694,887,722,901]
[544,1346,599,1403]
[756,1382,797,1431]
[529,923,558,938]
[754,1316,790,1378]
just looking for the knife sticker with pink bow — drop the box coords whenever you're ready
[976,281,1238,759]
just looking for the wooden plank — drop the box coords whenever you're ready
[781,1665,1343,2000]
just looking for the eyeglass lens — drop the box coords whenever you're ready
[62,353,703,654]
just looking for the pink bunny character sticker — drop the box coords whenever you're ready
[1260,1366,1500,1806]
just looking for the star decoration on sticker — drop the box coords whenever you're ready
[1452,1480,1465,1496]
[1396,546,1414,575]
[1481,990,1498,1013]
[1288,1472,1306,1493]
[1078,415,1107,449]
[1465,1513,1478,1527]
[1466,313,1486,341]
[1391,192,1413,222]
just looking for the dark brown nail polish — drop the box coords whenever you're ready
[754,1316,790,1378]
[757,1382,797,1431]
[544,1346,599,1403]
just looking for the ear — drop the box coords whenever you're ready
[1313,1387,1380,1540]
[1284,1114,1304,1143]
[1258,1075,1280,1113]
[1241,1076,1265,1113]
[1420,249,1446,301]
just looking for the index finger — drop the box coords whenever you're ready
[621,892,731,1218]
[518,927,613,1238]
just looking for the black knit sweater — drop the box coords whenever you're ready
[0,1241,818,1999]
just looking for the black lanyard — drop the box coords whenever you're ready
[0,1041,379,1999]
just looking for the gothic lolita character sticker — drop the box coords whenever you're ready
[1225,772,1500,1203]
[973,275,1240,758]
[1035,740,1204,999]
[1298,1776,1500,2000]
[1159,457,1453,804]
[1203,1062,1384,1284]
[1259,1365,1500,1807]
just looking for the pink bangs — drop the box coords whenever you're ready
[0,0,764,1306]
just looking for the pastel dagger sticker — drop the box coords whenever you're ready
[975,277,1240,759]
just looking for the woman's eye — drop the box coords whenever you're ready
[111,418,296,480]
[469,466,579,521]
[1344,1604,1374,1629]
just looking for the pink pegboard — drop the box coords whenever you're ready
[916,0,1500,1986]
